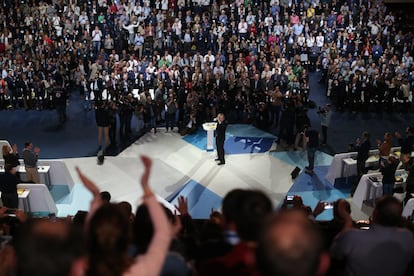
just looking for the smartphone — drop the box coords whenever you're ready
[286,195,294,201]
[324,202,334,209]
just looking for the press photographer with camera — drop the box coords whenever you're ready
[317,104,331,146]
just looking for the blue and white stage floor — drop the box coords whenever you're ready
[56,124,368,221]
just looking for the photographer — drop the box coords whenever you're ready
[317,104,332,146]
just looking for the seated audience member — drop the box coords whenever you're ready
[198,189,273,275]
[0,164,19,209]
[256,209,330,276]
[330,196,414,276]
[74,155,176,276]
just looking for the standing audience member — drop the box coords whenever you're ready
[95,101,111,152]
[353,131,372,194]
[377,132,393,166]
[355,131,372,177]
[305,125,319,175]
[318,104,332,146]
[379,155,400,196]
[395,126,414,160]
[0,164,19,208]
[22,141,40,184]
[2,144,19,168]
[330,196,414,276]
[401,153,414,204]
[74,155,177,276]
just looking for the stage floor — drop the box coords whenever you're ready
[55,124,368,221]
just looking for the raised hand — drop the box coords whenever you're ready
[140,155,153,197]
[12,144,18,153]
[174,196,189,216]
[76,167,102,216]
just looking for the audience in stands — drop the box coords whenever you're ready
[0,0,412,146]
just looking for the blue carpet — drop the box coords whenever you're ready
[225,137,274,154]
[55,184,92,217]
[49,185,70,202]
[285,165,350,220]
[182,125,274,154]
[168,179,222,219]
[288,166,333,193]
[284,190,348,221]
[269,151,333,169]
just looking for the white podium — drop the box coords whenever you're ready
[202,122,217,151]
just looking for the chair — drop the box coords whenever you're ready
[402,198,414,218]
[0,140,12,159]
[17,184,58,215]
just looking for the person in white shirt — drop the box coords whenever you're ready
[92,26,103,52]
[123,21,139,45]
[316,32,324,49]
[238,18,248,40]
[78,11,88,26]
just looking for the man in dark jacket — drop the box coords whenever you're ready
[215,113,227,165]
[355,131,372,177]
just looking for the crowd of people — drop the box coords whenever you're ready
[0,0,411,152]
[2,0,414,274]
[1,154,414,276]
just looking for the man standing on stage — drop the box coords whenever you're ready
[215,113,227,165]
[304,125,319,175]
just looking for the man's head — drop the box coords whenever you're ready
[372,196,403,227]
[24,141,33,149]
[257,209,330,276]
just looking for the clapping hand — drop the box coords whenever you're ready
[174,196,189,216]
[76,167,103,217]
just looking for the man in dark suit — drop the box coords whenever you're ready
[355,131,371,178]
[305,125,319,175]
[215,113,227,165]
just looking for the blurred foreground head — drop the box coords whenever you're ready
[257,209,330,276]
[14,218,84,276]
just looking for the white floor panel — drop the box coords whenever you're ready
[59,129,296,214]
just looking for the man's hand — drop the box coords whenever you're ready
[312,201,326,218]
[34,147,40,154]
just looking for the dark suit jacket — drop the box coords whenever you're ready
[356,139,371,161]
[216,122,227,143]
[260,79,275,93]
